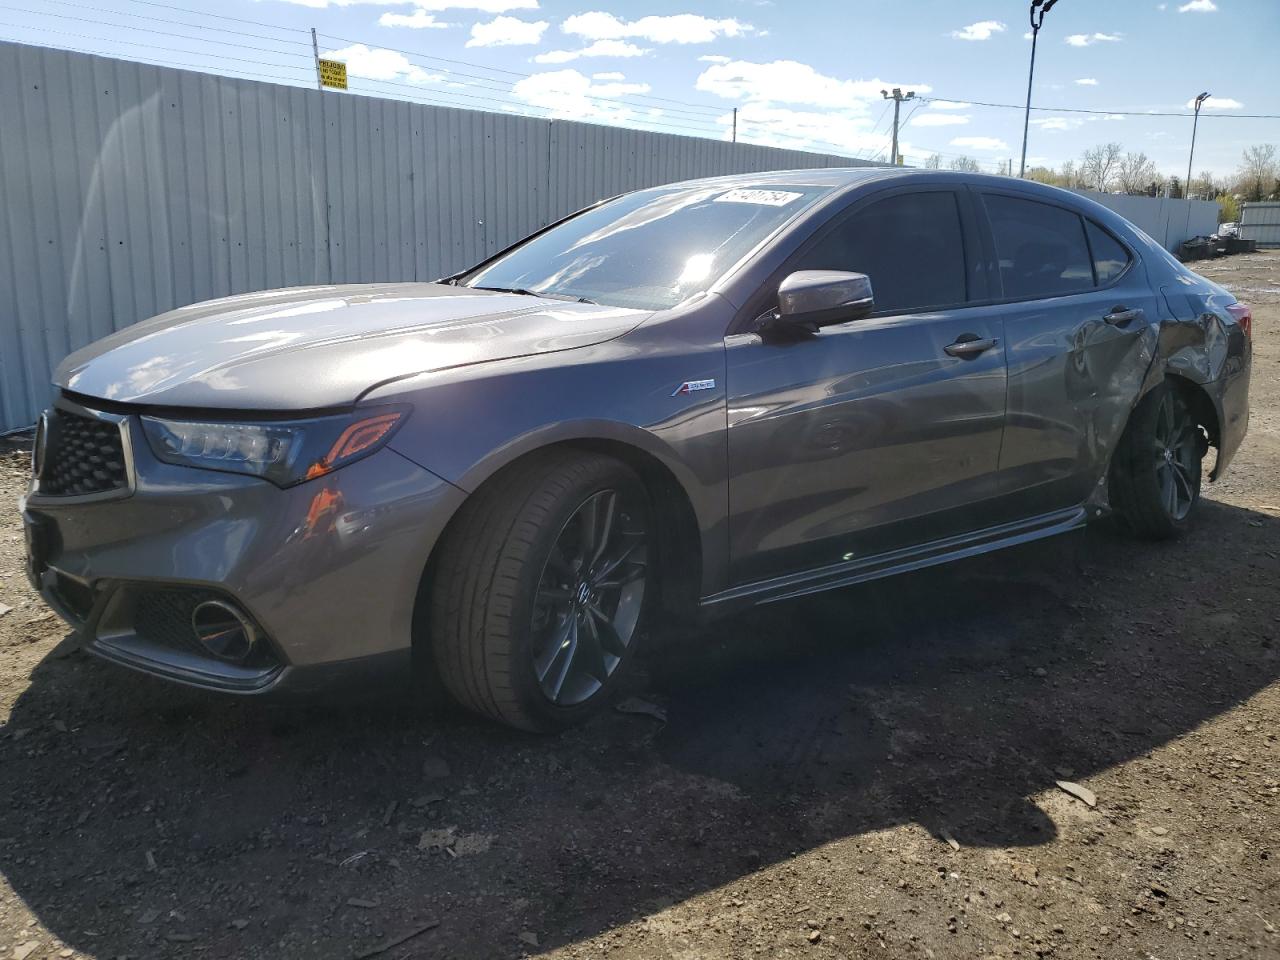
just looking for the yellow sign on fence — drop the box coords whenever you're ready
[318,59,347,90]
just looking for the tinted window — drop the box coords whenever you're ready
[1085,220,1131,285]
[983,195,1092,300]
[464,183,833,310]
[797,191,967,314]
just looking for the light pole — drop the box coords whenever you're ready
[1186,91,1210,198]
[1019,0,1059,178]
[881,87,915,166]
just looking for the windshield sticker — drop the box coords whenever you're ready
[714,189,805,207]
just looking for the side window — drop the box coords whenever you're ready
[797,191,967,314]
[1085,220,1132,285]
[983,195,1093,300]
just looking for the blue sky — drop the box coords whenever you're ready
[7,0,1278,177]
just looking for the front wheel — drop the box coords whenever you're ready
[429,451,650,731]
[1109,381,1207,539]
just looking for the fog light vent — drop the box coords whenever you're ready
[191,600,259,662]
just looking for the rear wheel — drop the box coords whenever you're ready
[1110,381,1207,539]
[429,451,650,731]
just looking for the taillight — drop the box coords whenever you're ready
[1226,302,1252,338]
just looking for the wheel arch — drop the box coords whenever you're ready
[1163,372,1223,478]
[410,431,706,674]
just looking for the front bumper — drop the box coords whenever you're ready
[21,398,466,694]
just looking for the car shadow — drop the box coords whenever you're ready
[1,500,1276,958]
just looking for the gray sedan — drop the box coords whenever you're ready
[20,168,1252,730]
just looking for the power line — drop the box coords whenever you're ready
[0,23,311,69]
[0,36,310,82]
[0,5,312,55]
[925,95,1280,121]
[37,0,310,35]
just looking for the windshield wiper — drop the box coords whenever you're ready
[469,285,597,305]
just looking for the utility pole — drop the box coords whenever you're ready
[732,107,738,144]
[880,87,915,166]
[311,27,322,90]
[1186,91,1210,199]
[1020,0,1059,178]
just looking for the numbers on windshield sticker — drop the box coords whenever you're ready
[714,189,805,207]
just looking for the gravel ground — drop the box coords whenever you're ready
[1,254,1278,960]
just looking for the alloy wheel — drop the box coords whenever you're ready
[1152,390,1201,522]
[530,489,647,706]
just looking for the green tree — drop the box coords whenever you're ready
[1216,193,1240,224]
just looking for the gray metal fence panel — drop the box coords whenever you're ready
[1076,191,1220,252]
[1241,202,1280,247]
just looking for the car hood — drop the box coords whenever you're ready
[55,283,651,410]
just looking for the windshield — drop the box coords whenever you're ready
[461,183,834,310]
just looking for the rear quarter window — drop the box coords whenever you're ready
[1084,220,1132,285]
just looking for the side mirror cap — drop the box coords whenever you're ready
[773,270,875,332]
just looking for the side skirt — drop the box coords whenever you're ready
[700,506,1088,616]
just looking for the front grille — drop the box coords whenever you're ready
[38,408,128,496]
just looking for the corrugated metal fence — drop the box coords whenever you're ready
[0,42,873,431]
[1241,202,1280,248]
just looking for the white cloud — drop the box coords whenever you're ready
[591,71,624,80]
[533,39,648,63]
[1065,32,1121,46]
[929,100,970,110]
[465,15,547,46]
[1105,114,1125,121]
[1187,95,1243,110]
[951,20,1006,41]
[721,102,901,157]
[512,69,651,122]
[1178,0,1217,10]
[698,54,731,63]
[1032,116,1085,131]
[323,43,443,83]
[1074,77,1098,86]
[911,113,968,127]
[951,136,1007,151]
[378,9,450,27]
[696,59,930,110]
[562,11,753,44]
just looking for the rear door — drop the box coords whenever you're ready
[973,190,1160,516]
[724,186,1008,586]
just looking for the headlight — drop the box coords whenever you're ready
[140,407,408,487]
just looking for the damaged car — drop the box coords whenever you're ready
[21,168,1251,730]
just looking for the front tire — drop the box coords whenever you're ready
[429,450,650,731]
[1109,381,1207,539]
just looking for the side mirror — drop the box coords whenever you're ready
[772,270,875,333]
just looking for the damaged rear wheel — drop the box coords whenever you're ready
[1110,381,1207,539]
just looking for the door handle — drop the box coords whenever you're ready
[944,334,999,359]
[1104,305,1144,327]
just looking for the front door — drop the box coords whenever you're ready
[725,188,1008,586]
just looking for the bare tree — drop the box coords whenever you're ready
[1079,142,1123,192]
[1115,151,1159,194]
[1190,170,1220,200]
[1059,160,1083,190]
[1235,144,1278,202]
[949,156,980,172]
[923,153,942,169]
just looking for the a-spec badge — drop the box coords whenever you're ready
[672,379,716,396]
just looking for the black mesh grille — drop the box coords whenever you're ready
[39,409,128,496]
[134,589,217,656]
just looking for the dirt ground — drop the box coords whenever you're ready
[1,254,1278,960]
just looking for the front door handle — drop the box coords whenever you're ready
[944,334,999,359]
[1104,305,1144,327]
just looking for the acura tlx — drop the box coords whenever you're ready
[20,168,1251,730]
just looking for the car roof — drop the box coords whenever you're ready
[656,166,1031,190]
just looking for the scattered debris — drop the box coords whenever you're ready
[1151,826,1169,837]
[137,908,160,925]
[421,756,451,779]
[340,850,370,867]
[614,696,667,722]
[1055,780,1097,808]
[940,829,961,851]
[165,932,197,943]
[145,849,158,872]
[13,941,39,960]
[518,931,540,947]
[0,603,12,618]
[381,800,397,826]
[353,920,440,959]
[807,929,821,943]
[346,897,378,909]
[230,919,250,930]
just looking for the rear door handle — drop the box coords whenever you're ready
[944,334,999,359]
[1104,305,1144,327]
